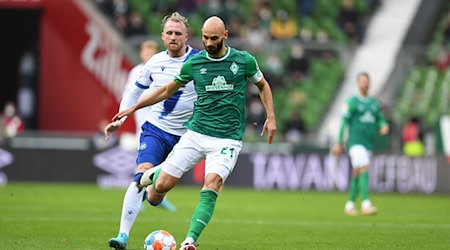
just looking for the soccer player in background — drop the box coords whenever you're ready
[332,72,389,216]
[104,12,198,250]
[111,16,277,250]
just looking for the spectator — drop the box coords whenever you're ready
[401,117,425,157]
[284,110,306,144]
[1,101,25,139]
[337,0,363,43]
[126,11,147,37]
[297,0,315,18]
[287,42,309,81]
[243,16,270,52]
[444,18,450,46]
[435,42,450,71]
[270,9,298,40]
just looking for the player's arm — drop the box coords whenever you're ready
[332,100,351,156]
[254,78,277,144]
[246,52,276,144]
[112,80,181,121]
[376,100,389,135]
[104,69,147,140]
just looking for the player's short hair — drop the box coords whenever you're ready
[357,72,370,81]
[161,12,189,30]
[140,40,158,51]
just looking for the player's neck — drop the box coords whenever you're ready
[167,45,188,58]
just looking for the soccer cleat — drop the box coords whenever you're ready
[344,208,358,216]
[108,232,128,250]
[137,166,161,188]
[179,243,197,250]
[361,206,378,215]
[160,197,177,212]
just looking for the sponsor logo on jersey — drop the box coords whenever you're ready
[206,75,234,91]
[359,111,375,123]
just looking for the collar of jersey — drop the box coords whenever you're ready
[206,46,231,61]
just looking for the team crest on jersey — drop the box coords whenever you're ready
[206,75,234,91]
[161,66,165,71]
[230,62,239,75]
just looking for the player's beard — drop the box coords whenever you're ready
[204,38,224,56]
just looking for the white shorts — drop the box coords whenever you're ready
[348,145,372,169]
[161,130,242,182]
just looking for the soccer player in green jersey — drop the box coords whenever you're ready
[332,72,389,216]
[112,16,276,249]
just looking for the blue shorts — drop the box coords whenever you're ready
[136,122,181,166]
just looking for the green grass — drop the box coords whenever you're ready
[1,182,449,250]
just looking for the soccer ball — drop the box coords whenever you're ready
[143,230,177,250]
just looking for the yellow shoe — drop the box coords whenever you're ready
[361,206,378,215]
[345,208,358,216]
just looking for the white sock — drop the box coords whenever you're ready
[362,199,372,209]
[118,182,145,235]
[345,201,355,211]
[181,237,195,245]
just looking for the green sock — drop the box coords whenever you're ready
[151,167,162,190]
[359,171,369,201]
[348,175,359,202]
[187,189,218,241]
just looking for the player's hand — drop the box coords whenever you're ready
[332,144,343,157]
[104,120,122,141]
[379,124,389,135]
[261,117,277,144]
[111,106,136,122]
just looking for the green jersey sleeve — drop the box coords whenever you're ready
[245,52,263,83]
[174,58,194,85]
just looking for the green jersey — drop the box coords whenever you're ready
[338,95,387,150]
[174,47,263,140]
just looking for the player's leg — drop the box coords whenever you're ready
[348,145,376,215]
[109,122,180,249]
[109,162,152,250]
[359,165,377,215]
[345,167,359,216]
[179,134,242,249]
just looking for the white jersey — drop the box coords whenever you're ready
[123,63,152,134]
[120,45,198,136]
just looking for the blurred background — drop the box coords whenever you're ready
[0,0,449,193]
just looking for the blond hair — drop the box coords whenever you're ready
[161,12,189,30]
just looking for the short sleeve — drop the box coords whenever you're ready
[245,52,264,83]
[174,58,193,86]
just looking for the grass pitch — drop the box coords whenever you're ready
[1,182,449,249]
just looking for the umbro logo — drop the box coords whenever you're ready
[200,68,207,74]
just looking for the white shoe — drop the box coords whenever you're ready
[179,243,196,250]
[361,206,378,215]
[345,208,358,216]
[137,166,160,188]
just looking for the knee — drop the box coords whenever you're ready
[203,174,223,192]
[153,172,178,193]
[137,163,153,173]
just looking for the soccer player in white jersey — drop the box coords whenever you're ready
[123,40,158,140]
[104,12,198,250]
[111,16,277,250]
